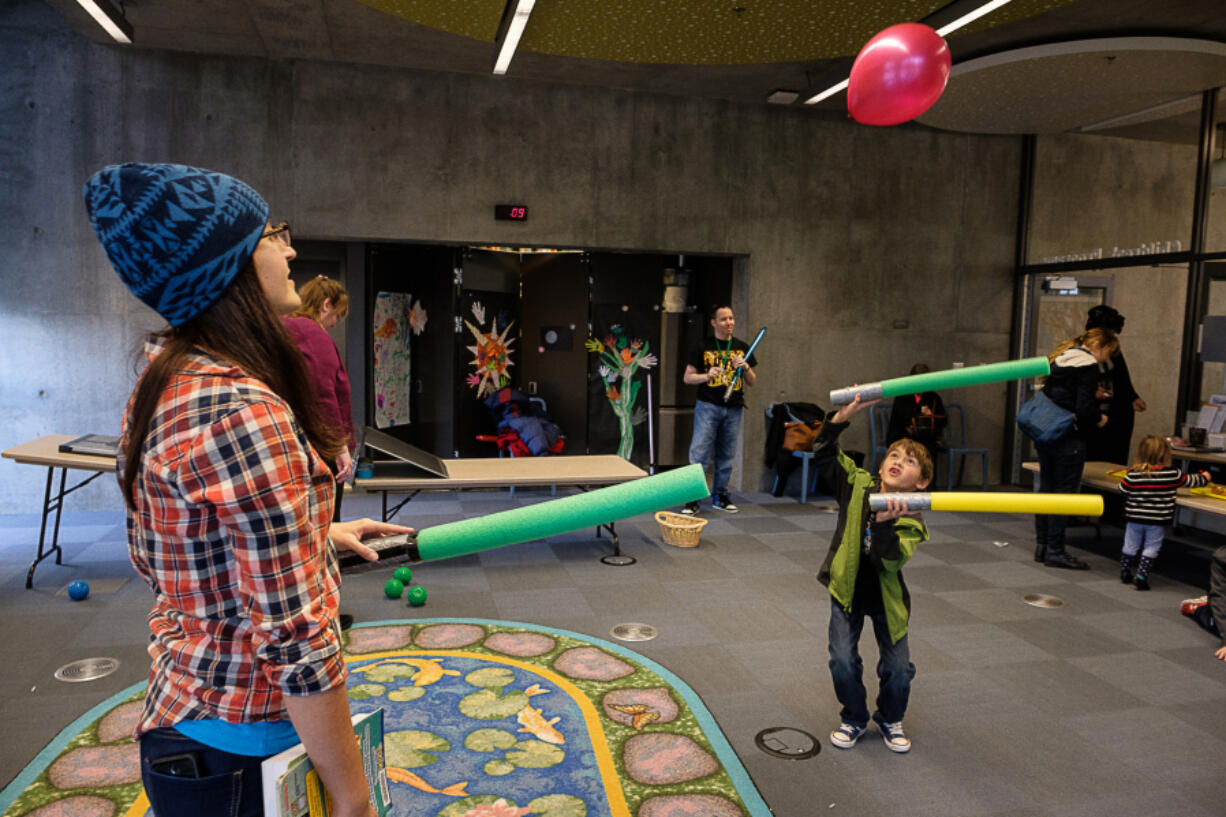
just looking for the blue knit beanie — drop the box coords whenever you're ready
[83,163,270,326]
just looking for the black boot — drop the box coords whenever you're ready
[1119,553,1136,584]
[1134,556,1154,590]
[1034,544,1047,563]
[1045,552,1089,570]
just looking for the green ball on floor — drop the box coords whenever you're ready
[393,566,413,583]
[407,585,427,607]
[383,578,405,599]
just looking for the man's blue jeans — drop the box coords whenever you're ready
[828,599,915,726]
[689,400,744,497]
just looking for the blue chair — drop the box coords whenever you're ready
[868,403,891,471]
[942,402,988,490]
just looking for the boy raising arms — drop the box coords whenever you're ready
[813,394,933,753]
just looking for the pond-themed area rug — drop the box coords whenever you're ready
[1,619,771,817]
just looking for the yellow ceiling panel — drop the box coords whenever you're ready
[353,0,507,42]
[354,0,1081,65]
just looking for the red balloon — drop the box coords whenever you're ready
[847,23,951,126]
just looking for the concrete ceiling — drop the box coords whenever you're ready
[39,0,1226,141]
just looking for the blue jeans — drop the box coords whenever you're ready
[140,727,270,817]
[1033,434,1086,556]
[827,599,915,726]
[1123,522,1165,559]
[689,400,744,497]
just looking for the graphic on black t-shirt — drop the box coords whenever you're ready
[690,337,758,407]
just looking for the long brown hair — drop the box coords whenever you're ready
[122,264,344,508]
[1049,327,1119,363]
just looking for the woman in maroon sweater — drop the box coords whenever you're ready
[282,276,355,520]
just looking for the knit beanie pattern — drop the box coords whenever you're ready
[83,163,270,326]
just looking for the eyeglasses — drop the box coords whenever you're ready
[262,221,292,247]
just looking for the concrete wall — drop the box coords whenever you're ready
[0,3,1022,512]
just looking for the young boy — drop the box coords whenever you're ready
[813,394,932,753]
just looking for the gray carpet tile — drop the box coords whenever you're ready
[959,714,1141,806]
[1075,609,1215,651]
[1048,786,1225,817]
[723,514,807,534]
[695,532,775,554]
[955,559,1072,588]
[749,530,825,552]
[725,638,826,686]
[649,643,767,695]
[679,599,813,645]
[577,581,684,614]
[1067,651,1226,707]
[701,548,811,578]
[996,615,1139,658]
[840,745,1032,817]
[978,659,1150,717]
[1067,705,1226,785]
[482,561,575,591]
[491,586,597,621]
[903,565,998,593]
[917,621,1056,667]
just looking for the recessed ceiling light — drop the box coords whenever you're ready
[803,79,848,106]
[493,0,536,75]
[935,0,1015,37]
[74,0,132,44]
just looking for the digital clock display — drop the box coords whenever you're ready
[494,204,528,221]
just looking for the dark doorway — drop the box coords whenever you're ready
[520,253,590,453]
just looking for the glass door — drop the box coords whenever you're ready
[1014,274,1114,468]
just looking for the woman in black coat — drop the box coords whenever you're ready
[1084,305,1147,464]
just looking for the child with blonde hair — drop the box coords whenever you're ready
[1118,435,1210,590]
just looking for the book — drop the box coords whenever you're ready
[57,433,120,458]
[261,709,393,817]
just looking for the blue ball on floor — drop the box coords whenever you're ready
[67,580,90,601]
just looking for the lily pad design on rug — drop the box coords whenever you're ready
[1,619,770,817]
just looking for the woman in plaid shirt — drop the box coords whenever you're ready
[84,163,409,817]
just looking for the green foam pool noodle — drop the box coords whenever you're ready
[414,463,709,562]
[830,357,1050,404]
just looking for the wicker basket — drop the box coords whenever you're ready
[655,511,708,548]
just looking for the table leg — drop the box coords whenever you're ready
[27,468,61,589]
[384,490,420,522]
[26,466,104,589]
[800,454,810,504]
[598,521,635,566]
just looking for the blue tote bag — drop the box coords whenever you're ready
[1016,390,1075,444]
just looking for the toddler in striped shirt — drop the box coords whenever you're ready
[1118,435,1210,590]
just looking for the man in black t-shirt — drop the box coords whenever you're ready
[681,305,758,514]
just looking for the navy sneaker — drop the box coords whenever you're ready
[830,722,867,749]
[680,501,701,515]
[712,493,739,513]
[873,715,911,753]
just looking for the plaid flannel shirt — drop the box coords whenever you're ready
[122,339,344,736]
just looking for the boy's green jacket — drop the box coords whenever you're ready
[813,419,929,644]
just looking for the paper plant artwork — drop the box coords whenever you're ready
[587,324,656,460]
[373,291,413,427]
[465,299,516,399]
[408,298,428,336]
